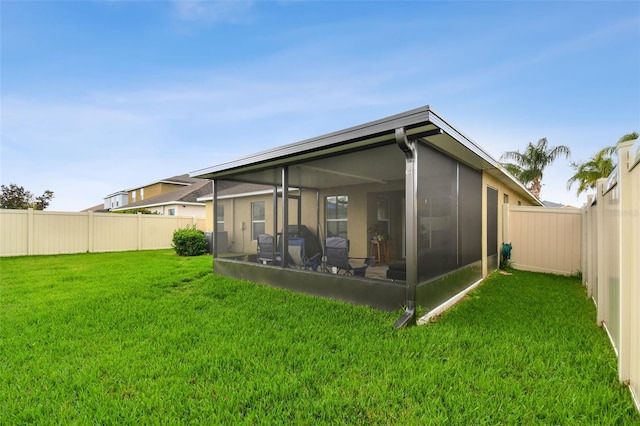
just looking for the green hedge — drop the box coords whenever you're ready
[172,226,207,256]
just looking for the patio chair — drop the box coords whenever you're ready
[325,236,373,277]
[257,234,279,264]
[287,237,321,271]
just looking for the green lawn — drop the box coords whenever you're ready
[1,250,638,424]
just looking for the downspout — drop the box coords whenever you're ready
[394,128,418,329]
[212,180,218,259]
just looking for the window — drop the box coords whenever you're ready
[251,202,265,240]
[216,205,224,231]
[132,191,137,203]
[168,208,176,216]
[140,188,144,200]
[325,195,348,238]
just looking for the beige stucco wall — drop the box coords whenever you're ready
[204,172,536,265]
[128,182,184,203]
[481,172,538,276]
[205,190,315,254]
[148,204,205,218]
[204,181,405,258]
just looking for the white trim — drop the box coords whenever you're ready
[416,277,484,325]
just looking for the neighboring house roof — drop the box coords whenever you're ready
[113,180,211,210]
[104,190,128,198]
[81,203,110,213]
[190,105,542,206]
[125,174,207,192]
[542,200,564,208]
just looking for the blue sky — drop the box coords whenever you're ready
[2,1,639,211]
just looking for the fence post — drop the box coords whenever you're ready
[596,178,607,327]
[27,208,34,255]
[88,211,94,253]
[137,213,143,251]
[585,195,594,298]
[617,140,635,384]
[580,204,589,287]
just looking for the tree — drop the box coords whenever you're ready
[500,138,571,199]
[566,132,639,195]
[0,184,54,210]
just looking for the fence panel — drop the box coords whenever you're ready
[0,209,29,256]
[619,140,640,409]
[601,175,620,351]
[92,213,139,253]
[141,215,184,250]
[506,206,581,276]
[0,209,200,256]
[32,211,89,255]
[581,139,640,412]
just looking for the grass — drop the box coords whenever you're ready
[1,250,638,424]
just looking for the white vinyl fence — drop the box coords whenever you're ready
[581,139,640,412]
[0,209,205,257]
[503,205,581,276]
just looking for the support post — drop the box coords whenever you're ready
[281,166,289,268]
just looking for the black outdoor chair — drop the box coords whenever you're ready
[287,237,321,271]
[257,234,279,264]
[325,236,373,277]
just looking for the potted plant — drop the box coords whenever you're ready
[368,224,388,241]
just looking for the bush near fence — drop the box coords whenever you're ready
[0,209,206,257]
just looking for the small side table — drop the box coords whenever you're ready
[369,239,390,265]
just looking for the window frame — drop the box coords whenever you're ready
[325,195,348,239]
[251,201,265,240]
[216,205,225,231]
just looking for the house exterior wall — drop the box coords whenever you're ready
[481,172,537,276]
[205,190,311,254]
[318,180,403,259]
[104,192,128,210]
[128,182,185,204]
[204,181,405,259]
[147,204,205,218]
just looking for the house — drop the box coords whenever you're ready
[103,190,129,210]
[111,179,211,217]
[191,105,541,327]
[126,174,206,205]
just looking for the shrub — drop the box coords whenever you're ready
[172,226,207,256]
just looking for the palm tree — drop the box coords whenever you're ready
[619,131,639,143]
[500,137,571,199]
[566,147,616,196]
[566,132,638,195]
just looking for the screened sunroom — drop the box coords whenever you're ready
[191,106,540,327]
